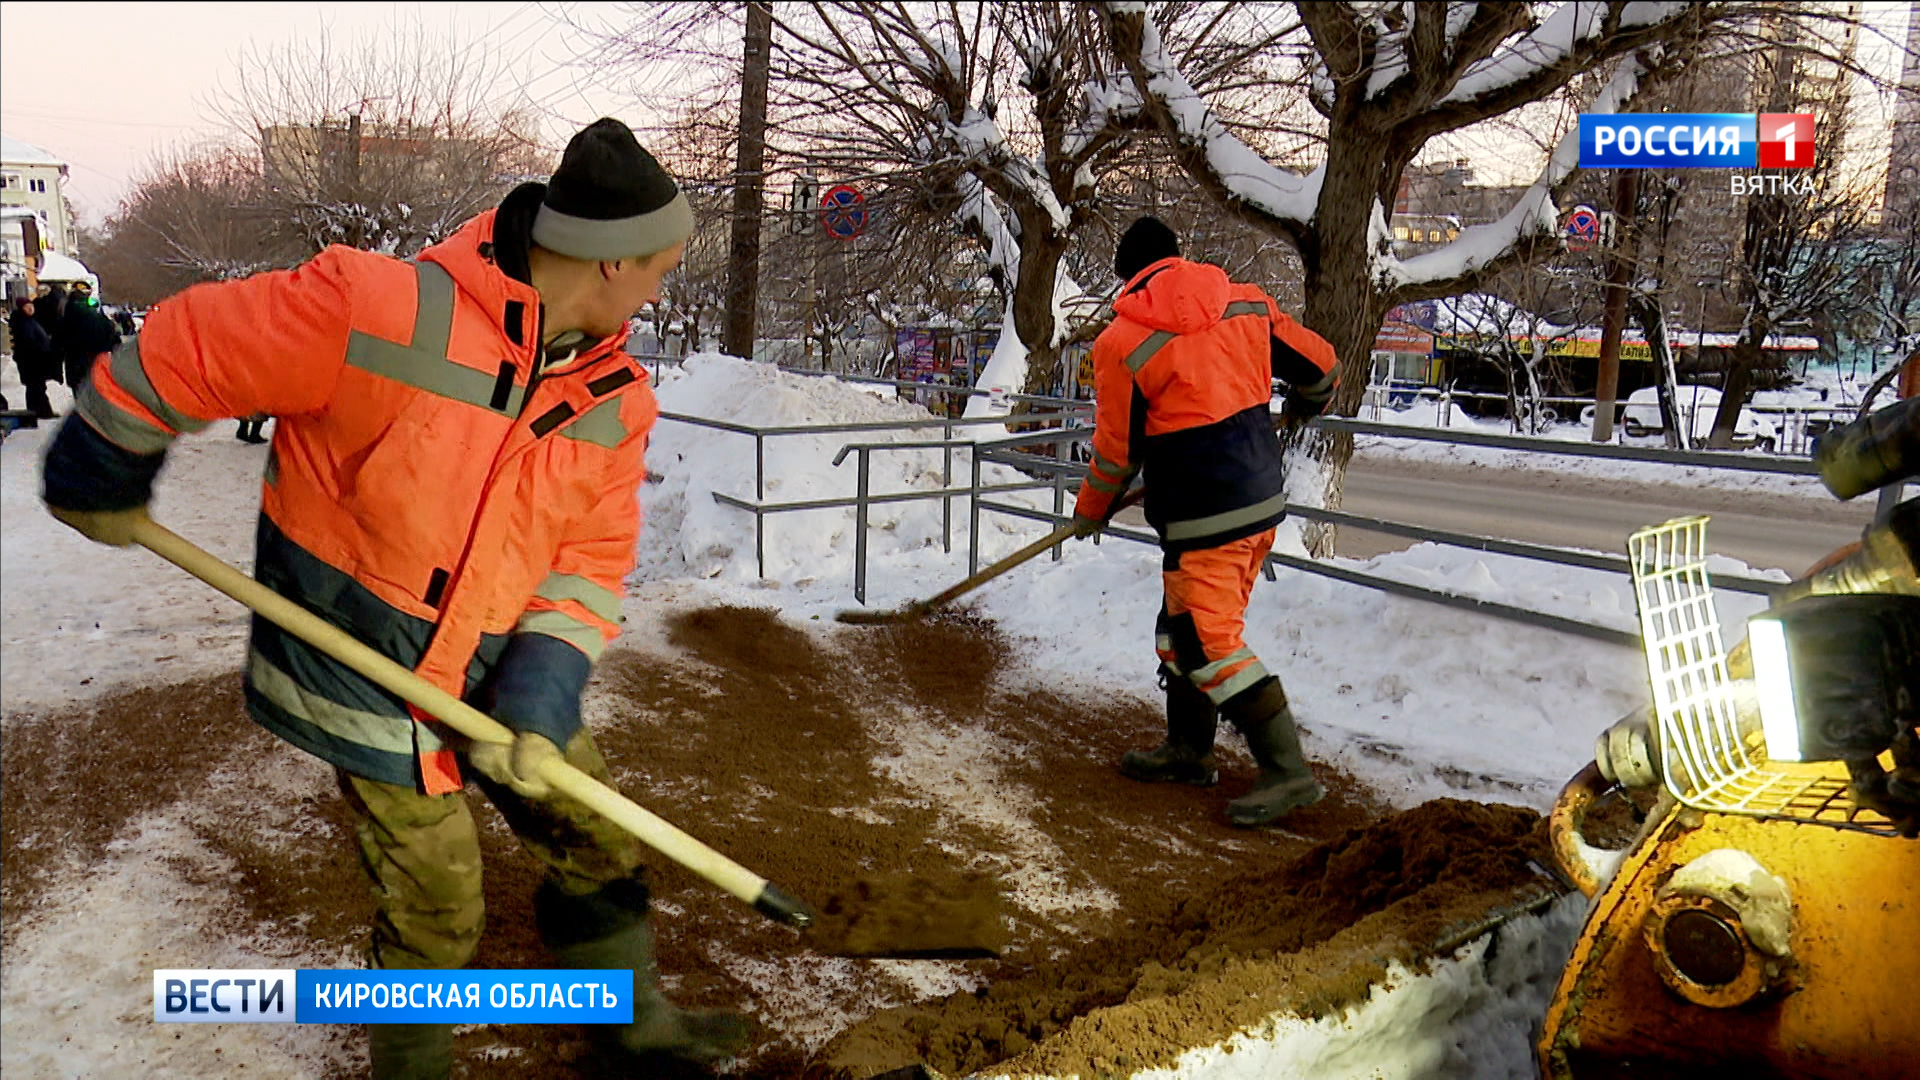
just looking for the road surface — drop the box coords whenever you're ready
[1331,456,1877,575]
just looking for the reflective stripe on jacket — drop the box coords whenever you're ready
[73,210,656,793]
[1073,257,1337,553]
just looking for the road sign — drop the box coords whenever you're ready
[789,174,818,235]
[1564,205,1600,252]
[819,184,867,240]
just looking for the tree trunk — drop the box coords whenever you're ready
[1628,293,1686,449]
[1012,209,1067,398]
[1709,324,1765,449]
[1522,341,1548,434]
[1592,169,1639,441]
[1289,127,1397,554]
[723,2,772,360]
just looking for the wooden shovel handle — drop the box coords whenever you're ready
[911,484,1147,616]
[130,517,811,927]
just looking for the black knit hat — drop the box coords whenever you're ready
[1114,215,1181,282]
[532,117,694,260]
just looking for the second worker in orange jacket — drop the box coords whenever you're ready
[1073,216,1339,827]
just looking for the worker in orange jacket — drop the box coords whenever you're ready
[1073,217,1339,827]
[41,119,744,1076]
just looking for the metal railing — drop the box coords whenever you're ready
[962,425,1658,647]
[657,407,1084,582]
[631,350,1094,416]
[1322,416,1820,476]
[1361,383,1857,456]
[655,374,1822,646]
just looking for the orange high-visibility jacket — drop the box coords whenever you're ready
[68,210,656,794]
[1074,257,1337,551]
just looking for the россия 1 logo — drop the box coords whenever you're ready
[1756,113,1815,168]
[1578,113,1814,169]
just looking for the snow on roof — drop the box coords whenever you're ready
[36,250,94,283]
[1431,293,1572,337]
[1,134,65,167]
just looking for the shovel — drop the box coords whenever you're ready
[129,516,1005,959]
[837,485,1146,625]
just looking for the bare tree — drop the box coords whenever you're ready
[739,3,1166,407]
[212,23,543,258]
[1096,2,1802,541]
[577,4,1315,399]
[87,144,294,307]
[1436,279,1579,434]
[1858,203,1920,390]
[1706,17,1881,446]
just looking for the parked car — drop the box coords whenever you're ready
[1613,385,1778,449]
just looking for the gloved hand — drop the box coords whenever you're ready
[1070,514,1106,539]
[1278,394,1319,433]
[468,731,562,799]
[48,504,151,547]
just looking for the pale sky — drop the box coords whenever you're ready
[0,2,643,224]
[2,2,1912,225]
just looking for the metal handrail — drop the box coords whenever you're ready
[774,365,1096,411]
[977,499,1640,647]
[1286,504,1782,597]
[658,390,1805,641]
[1319,416,1820,475]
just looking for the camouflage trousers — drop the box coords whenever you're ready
[335,730,646,970]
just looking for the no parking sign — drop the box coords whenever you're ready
[819,184,867,240]
[1564,205,1600,252]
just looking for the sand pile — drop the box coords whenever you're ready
[818,799,1560,1078]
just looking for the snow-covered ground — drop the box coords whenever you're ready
[3,353,1807,1078]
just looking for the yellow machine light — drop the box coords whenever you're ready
[1748,617,1804,763]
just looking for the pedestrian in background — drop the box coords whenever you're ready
[9,298,60,418]
[57,282,120,390]
[235,413,269,444]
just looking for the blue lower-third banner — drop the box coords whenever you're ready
[153,969,633,1023]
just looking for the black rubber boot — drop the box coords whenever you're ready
[1220,676,1324,827]
[1120,666,1220,786]
[536,877,750,1065]
[369,1022,453,1080]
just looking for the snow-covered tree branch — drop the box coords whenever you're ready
[1100,1,1753,549]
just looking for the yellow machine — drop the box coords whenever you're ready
[1539,401,1920,1078]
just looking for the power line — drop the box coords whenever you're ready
[2,107,203,131]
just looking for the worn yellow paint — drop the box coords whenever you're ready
[1541,796,1920,1078]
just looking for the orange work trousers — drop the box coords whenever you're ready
[1155,528,1276,705]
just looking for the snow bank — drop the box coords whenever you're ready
[640,353,1049,586]
[990,896,1583,1080]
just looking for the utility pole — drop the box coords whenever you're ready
[1591,167,1637,442]
[345,111,364,250]
[723,2,773,361]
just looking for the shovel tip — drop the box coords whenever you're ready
[754,882,818,929]
[833,608,917,626]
